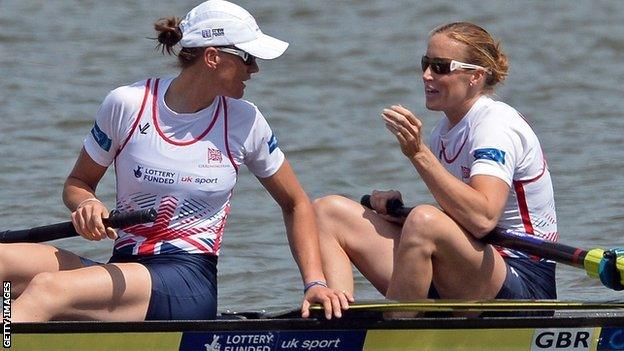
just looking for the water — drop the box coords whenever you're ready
[2,0,624,313]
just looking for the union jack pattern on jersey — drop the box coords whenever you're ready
[114,194,229,255]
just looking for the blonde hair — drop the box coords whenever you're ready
[432,22,508,91]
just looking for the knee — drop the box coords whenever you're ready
[400,205,446,246]
[313,195,364,245]
[404,205,443,231]
[313,195,353,223]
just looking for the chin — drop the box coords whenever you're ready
[225,91,244,100]
[425,100,443,111]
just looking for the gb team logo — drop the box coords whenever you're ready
[207,148,223,164]
[201,28,225,38]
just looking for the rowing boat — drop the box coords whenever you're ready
[4,208,624,350]
[8,300,624,351]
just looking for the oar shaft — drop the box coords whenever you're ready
[0,208,157,243]
[485,229,587,269]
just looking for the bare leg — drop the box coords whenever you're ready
[386,205,507,300]
[314,195,401,296]
[0,243,85,297]
[12,262,151,322]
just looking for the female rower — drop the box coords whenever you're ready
[314,22,558,301]
[4,0,350,321]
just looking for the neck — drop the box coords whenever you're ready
[445,94,483,128]
[165,67,218,114]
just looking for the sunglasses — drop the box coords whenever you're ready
[216,47,256,66]
[421,55,486,75]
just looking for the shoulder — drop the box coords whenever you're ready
[224,97,261,118]
[94,79,153,134]
[469,97,535,136]
[223,97,269,129]
[102,79,151,108]
[468,98,542,159]
[472,97,519,124]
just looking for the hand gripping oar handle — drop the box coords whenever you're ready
[360,195,410,217]
[0,208,157,243]
[360,195,624,290]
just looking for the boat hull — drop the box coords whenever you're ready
[10,310,624,351]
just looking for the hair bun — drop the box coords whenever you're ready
[154,17,182,54]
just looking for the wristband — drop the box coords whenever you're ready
[76,197,102,209]
[304,280,328,293]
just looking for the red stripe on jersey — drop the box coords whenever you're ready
[116,78,152,157]
[515,160,548,184]
[513,181,534,234]
[137,242,156,255]
[114,237,136,249]
[179,236,214,254]
[211,203,229,253]
[223,97,239,174]
[152,80,221,146]
[439,136,467,164]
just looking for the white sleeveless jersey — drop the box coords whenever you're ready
[84,77,284,256]
[429,96,558,258]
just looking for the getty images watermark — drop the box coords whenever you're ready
[3,281,10,348]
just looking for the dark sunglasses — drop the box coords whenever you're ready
[421,55,486,75]
[216,47,256,66]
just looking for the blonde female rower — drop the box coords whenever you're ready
[315,22,557,302]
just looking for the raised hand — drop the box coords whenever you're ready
[381,105,425,159]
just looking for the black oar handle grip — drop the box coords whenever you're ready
[0,208,157,243]
[105,208,158,228]
[360,195,411,217]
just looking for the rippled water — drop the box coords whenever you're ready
[2,1,624,313]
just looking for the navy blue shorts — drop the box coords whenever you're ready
[428,258,556,299]
[81,253,218,320]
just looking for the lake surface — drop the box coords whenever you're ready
[2,0,624,313]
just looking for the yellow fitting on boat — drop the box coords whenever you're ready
[584,248,624,287]
[584,248,604,280]
[618,255,624,286]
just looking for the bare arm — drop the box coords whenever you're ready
[63,147,115,240]
[409,147,509,236]
[258,159,352,318]
[382,105,509,237]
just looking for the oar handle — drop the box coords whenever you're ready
[360,195,408,217]
[0,208,157,243]
[104,208,158,228]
